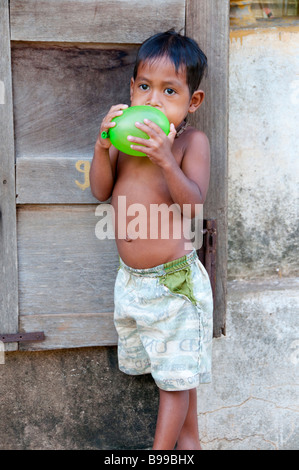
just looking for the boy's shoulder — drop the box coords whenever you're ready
[177,124,209,150]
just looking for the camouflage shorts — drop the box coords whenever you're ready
[114,249,213,391]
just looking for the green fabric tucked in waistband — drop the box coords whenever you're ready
[163,251,197,273]
[159,266,197,305]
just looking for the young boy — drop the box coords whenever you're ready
[90,30,213,450]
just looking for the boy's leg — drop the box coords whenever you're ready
[176,388,202,450]
[152,389,190,450]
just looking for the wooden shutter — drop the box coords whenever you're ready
[7,0,185,351]
[0,0,19,351]
[0,0,228,351]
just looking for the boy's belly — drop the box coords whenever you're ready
[114,237,192,269]
[111,187,193,269]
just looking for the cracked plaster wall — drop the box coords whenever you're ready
[228,27,299,279]
[198,278,299,450]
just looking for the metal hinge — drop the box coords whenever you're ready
[204,219,217,299]
[197,219,217,299]
[0,332,45,343]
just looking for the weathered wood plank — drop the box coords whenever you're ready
[19,312,118,350]
[17,206,119,319]
[16,156,99,204]
[186,0,230,337]
[11,43,139,160]
[0,0,18,351]
[10,0,185,43]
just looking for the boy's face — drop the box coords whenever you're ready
[130,57,203,128]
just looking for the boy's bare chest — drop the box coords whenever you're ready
[114,141,184,202]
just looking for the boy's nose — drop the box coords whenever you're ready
[146,91,162,108]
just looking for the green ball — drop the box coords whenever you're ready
[109,105,170,157]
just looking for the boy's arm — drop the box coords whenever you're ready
[164,130,210,215]
[90,142,119,201]
[89,104,127,201]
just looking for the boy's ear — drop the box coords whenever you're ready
[130,77,135,101]
[188,90,205,114]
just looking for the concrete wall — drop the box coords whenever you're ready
[0,347,158,449]
[198,277,298,450]
[228,26,299,279]
[196,25,299,450]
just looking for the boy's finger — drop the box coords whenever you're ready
[127,135,149,145]
[108,110,125,119]
[101,121,116,133]
[168,123,177,143]
[129,144,148,154]
[110,104,128,111]
[134,120,156,138]
[143,118,163,134]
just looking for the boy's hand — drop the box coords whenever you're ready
[128,120,177,167]
[97,104,128,149]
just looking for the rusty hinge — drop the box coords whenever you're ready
[0,332,45,343]
[204,219,217,299]
[196,219,217,299]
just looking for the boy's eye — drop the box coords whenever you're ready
[139,84,149,91]
[164,88,176,96]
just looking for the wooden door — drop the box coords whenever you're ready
[0,0,229,351]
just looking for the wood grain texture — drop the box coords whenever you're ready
[19,312,118,350]
[0,0,18,350]
[17,205,119,318]
[10,0,185,43]
[186,0,230,337]
[11,43,139,160]
[16,156,100,204]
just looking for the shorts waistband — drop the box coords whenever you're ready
[119,249,198,277]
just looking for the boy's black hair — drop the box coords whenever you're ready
[133,30,207,96]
